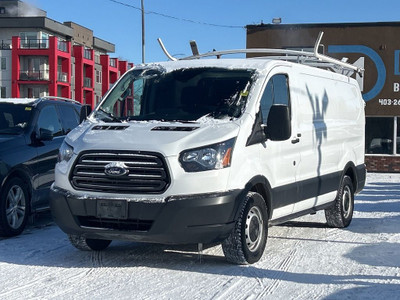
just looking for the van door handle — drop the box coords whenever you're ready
[291,138,300,144]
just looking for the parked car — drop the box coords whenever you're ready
[0,97,90,237]
[51,39,366,264]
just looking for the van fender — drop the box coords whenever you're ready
[233,175,274,222]
[340,162,359,194]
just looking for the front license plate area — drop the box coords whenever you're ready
[96,200,128,219]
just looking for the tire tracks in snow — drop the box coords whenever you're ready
[209,240,301,300]
[0,249,113,299]
[0,267,89,299]
[255,241,300,299]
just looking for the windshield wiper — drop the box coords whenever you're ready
[168,119,199,124]
[96,108,121,123]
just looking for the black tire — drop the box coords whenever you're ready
[222,192,268,264]
[325,175,354,228]
[68,234,112,251]
[0,177,30,237]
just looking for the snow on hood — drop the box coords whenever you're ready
[66,118,240,157]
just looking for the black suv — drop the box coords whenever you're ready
[0,97,89,237]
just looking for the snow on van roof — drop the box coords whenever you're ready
[141,58,277,73]
[0,98,37,104]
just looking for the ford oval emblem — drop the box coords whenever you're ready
[104,162,129,177]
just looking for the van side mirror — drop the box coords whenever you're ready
[80,105,92,123]
[265,105,291,141]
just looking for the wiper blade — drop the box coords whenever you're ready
[168,119,199,124]
[97,108,121,123]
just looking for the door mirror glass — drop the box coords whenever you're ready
[265,104,291,141]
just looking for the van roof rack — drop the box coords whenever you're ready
[157,31,364,76]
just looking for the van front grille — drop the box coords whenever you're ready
[70,150,170,194]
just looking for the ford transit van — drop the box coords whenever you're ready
[50,39,366,264]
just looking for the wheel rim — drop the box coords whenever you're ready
[342,185,352,219]
[5,185,26,229]
[245,206,263,252]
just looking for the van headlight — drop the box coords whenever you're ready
[58,141,74,163]
[179,138,235,172]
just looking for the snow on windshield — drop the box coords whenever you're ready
[95,67,255,123]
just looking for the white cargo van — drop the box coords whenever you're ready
[50,34,366,264]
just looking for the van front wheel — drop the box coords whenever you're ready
[222,192,268,264]
[68,234,112,251]
[325,175,354,228]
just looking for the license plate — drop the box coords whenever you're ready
[96,200,128,219]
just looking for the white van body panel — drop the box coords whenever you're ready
[51,57,366,249]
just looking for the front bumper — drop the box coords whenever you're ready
[50,187,243,244]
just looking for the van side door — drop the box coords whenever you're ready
[258,69,301,220]
[292,73,341,214]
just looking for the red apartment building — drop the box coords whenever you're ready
[0,0,133,108]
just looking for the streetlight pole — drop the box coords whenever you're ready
[141,0,145,63]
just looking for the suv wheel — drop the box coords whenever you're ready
[68,234,112,251]
[0,177,30,237]
[325,175,354,228]
[222,192,268,264]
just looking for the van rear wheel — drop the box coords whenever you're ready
[68,234,112,251]
[325,175,354,228]
[222,192,268,264]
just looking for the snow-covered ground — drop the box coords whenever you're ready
[0,173,399,300]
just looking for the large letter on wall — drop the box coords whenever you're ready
[328,45,386,102]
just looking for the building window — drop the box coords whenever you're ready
[0,87,6,98]
[40,32,49,48]
[96,70,102,84]
[366,117,398,154]
[22,85,48,98]
[0,7,5,14]
[95,53,100,64]
[20,57,49,81]
[1,57,6,70]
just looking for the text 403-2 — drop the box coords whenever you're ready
[379,99,400,105]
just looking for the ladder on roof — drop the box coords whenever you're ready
[157,32,364,76]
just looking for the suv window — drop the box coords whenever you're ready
[260,74,290,124]
[37,105,63,137]
[0,103,32,134]
[59,105,79,134]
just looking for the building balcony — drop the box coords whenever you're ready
[58,71,68,82]
[0,40,11,50]
[20,39,49,49]
[84,77,92,88]
[19,70,50,81]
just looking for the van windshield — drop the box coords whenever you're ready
[95,67,255,122]
[0,103,33,135]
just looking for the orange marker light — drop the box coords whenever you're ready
[222,147,233,168]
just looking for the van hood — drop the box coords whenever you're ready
[66,119,240,157]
